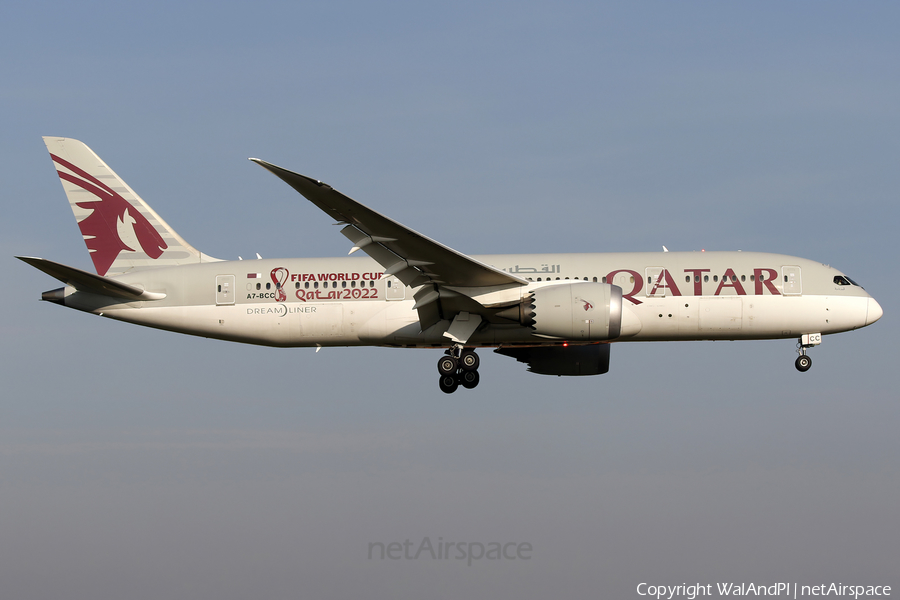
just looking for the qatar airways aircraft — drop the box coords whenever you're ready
[19,138,883,393]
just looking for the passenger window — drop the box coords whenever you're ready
[314,282,319,289]
[387,280,392,288]
[266,283,271,290]
[256,283,261,290]
[342,281,347,288]
[685,276,690,283]
[602,277,607,283]
[217,285,221,293]
[593,277,598,282]
[741,275,746,282]
[305,282,310,289]
[704,275,709,283]
[713,275,718,282]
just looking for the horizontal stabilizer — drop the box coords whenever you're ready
[16,256,165,301]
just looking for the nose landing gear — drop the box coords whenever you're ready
[795,333,821,372]
[437,347,481,393]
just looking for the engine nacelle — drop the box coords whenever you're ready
[524,282,623,340]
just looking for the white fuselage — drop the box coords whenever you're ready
[56,251,880,349]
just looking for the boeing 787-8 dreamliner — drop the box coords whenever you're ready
[19,138,883,393]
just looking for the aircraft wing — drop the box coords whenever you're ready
[250,160,527,290]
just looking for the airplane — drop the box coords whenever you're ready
[19,137,883,393]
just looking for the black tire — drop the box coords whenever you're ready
[437,356,458,375]
[459,350,480,372]
[795,355,812,372]
[460,370,480,389]
[439,375,459,394]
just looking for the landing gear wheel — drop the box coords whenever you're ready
[795,355,812,372]
[460,370,480,389]
[439,374,459,394]
[459,350,480,372]
[437,356,458,375]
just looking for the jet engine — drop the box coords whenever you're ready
[496,282,623,340]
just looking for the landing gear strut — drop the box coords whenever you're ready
[437,347,481,393]
[795,333,821,372]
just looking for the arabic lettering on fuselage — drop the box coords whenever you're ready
[507,264,560,274]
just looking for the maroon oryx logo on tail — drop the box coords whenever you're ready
[51,153,167,276]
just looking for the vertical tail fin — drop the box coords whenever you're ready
[43,137,220,276]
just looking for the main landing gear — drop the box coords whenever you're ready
[795,333,821,372]
[437,347,480,394]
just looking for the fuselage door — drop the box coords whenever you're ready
[385,276,405,301]
[782,266,802,295]
[645,267,666,297]
[216,275,235,305]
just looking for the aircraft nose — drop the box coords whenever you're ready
[866,297,883,326]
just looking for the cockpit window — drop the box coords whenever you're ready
[834,275,862,287]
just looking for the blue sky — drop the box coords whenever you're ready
[2,2,898,598]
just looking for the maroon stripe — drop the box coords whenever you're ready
[50,153,116,196]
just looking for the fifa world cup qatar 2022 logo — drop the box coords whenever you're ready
[270,267,288,302]
[264,267,384,302]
